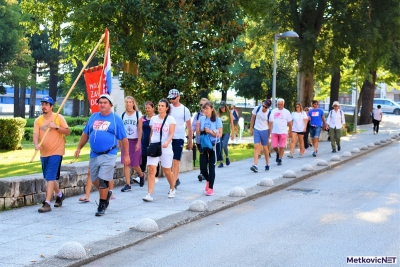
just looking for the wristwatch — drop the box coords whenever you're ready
[56,126,60,130]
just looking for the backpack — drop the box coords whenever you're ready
[37,114,65,141]
[254,106,272,124]
[121,111,139,122]
[328,109,343,124]
[232,109,239,121]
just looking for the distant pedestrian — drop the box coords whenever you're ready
[288,102,307,158]
[217,101,234,168]
[196,101,222,196]
[326,101,346,153]
[34,96,71,213]
[74,94,129,216]
[167,89,193,189]
[142,99,176,202]
[372,105,383,134]
[249,99,272,172]
[192,98,208,181]
[307,100,327,157]
[303,107,312,149]
[120,96,146,192]
[269,98,292,166]
[231,105,239,138]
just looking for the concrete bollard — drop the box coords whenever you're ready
[132,218,159,232]
[342,151,352,157]
[189,200,208,212]
[282,170,296,178]
[258,178,274,187]
[301,164,314,171]
[351,148,360,153]
[57,241,86,260]
[330,155,341,161]
[317,160,329,166]
[367,143,375,147]
[374,141,382,145]
[360,146,369,150]
[229,187,246,197]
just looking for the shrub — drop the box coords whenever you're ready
[0,118,27,150]
[23,125,84,141]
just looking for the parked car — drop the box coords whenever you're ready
[373,98,400,115]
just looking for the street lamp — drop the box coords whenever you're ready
[272,30,299,109]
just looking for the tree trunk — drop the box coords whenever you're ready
[72,99,80,117]
[19,82,26,119]
[359,70,377,125]
[329,68,340,111]
[48,60,59,101]
[13,81,20,117]
[29,64,37,118]
[298,70,314,109]
[221,90,227,101]
[83,99,90,117]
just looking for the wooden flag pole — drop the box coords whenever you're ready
[98,29,109,95]
[30,33,106,163]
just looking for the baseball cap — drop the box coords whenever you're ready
[332,101,340,107]
[220,101,226,108]
[167,89,180,99]
[97,94,114,106]
[40,96,54,105]
[263,99,272,107]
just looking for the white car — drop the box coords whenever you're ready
[373,98,400,115]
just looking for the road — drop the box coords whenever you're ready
[84,140,400,267]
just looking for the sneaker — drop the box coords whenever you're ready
[287,153,293,158]
[205,188,214,196]
[38,201,51,213]
[250,165,258,172]
[54,192,65,208]
[265,165,270,171]
[105,190,112,209]
[168,189,176,198]
[337,145,341,151]
[298,153,303,158]
[140,173,146,187]
[332,149,337,153]
[205,181,209,192]
[121,184,132,192]
[198,173,204,181]
[312,151,317,157]
[226,158,231,166]
[217,162,224,168]
[374,131,376,135]
[174,179,181,189]
[276,153,279,162]
[277,159,282,166]
[142,193,153,202]
[95,201,106,216]
[131,176,140,184]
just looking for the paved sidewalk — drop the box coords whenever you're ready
[0,121,399,267]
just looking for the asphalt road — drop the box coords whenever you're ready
[84,140,400,267]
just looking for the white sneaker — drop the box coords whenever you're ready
[155,178,159,183]
[142,193,153,202]
[168,189,176,198]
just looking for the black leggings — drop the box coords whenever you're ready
[373,119,381,133]
[200,148,216,189]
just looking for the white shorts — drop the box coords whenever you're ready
[147,148,173,168]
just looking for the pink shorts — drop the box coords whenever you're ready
[271,133,287,148]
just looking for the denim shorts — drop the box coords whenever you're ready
[253,129,269,146]
[172,139,184,161]
[310,126,322,138]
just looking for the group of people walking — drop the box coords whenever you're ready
[248,98,347,172]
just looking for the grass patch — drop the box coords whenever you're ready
[193,143,253,167]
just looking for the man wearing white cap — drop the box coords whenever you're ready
[75,94,130,216]
[167,89,193,188]
[326,101,346,153]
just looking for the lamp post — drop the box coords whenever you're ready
[272,30,299,109]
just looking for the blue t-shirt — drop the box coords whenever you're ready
[308,108,325,127]
[199,116,222,143]
[84,112,127,158]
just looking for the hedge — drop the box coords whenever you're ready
[0,118,27,150]
[24,126,85,141]
[25,116,89,127]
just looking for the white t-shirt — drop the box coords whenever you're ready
[121,111,142,139]
[150,115,176,153]
[251,106,270,131]
[291,111,308,132]
[270,108,292,134]
[373,108,382,121]
[170,104,191,140]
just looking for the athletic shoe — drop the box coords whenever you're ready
[287,153,293,158]
[131,176,140,184]
[265,165,270,171]
[168,189,176,198]
[332,149,337,153]
[174,179,181,189]
[226,158,231,166]
[121,184,131,192]
[312,151,316,157]
[205,181,209,192]
[95,201,106,216]
[38,201,51,213]
[250,165,258,172]
[54,192,65,207]
[337,145,341,151]
[276,153,279,162]
[140,173,146,187]
[298,154,303,158]
[142,194,153,202]
[277,159,282,166]
[205,188,214,196]
[198,173,204,181]
[217,162,224,168]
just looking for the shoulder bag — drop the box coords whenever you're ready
[147,115,168,157]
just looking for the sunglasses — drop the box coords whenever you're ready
[296,106,300,108]
[169,97,178,100]
[313,103,319,105]
[262,105,268,109]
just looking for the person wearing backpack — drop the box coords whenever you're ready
[249,99,272,172]
[191,98,208,181]
[216,101,234,168]
[33,96,70,213]
[326,101,346,153]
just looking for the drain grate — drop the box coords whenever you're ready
[287,188,319,195]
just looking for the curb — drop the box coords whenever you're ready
[34,137,399,267]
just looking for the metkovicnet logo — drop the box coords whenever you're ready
[347,256,397,264]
